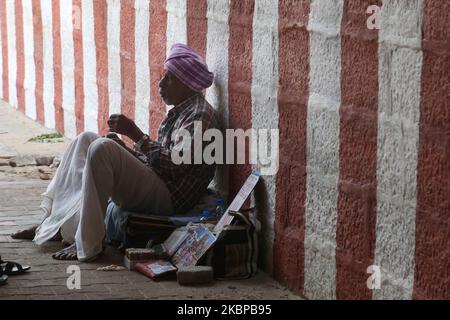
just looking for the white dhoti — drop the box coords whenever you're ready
[34,132,173,261]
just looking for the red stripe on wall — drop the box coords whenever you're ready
[414,0,450,300]
[72,0,84,134]
[52,0,64,134]
[0,1,9,101]
[187,0,207,58]
[274,0,310,295]
[32,0,44,124]
[14,0,25,112]
[336,0,380,300]
[227,0,254,201]
[120,0,135,122]
[149,0,167,140]
[94,0,109,136]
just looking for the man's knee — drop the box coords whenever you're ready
[87,137,116,162]
[78,131,100,144]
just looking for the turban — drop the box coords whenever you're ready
[164,43,214,92]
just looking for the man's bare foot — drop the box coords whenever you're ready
[61,239,71,248]
[51,232,63,241]
[11,226,37,240]
[52,243,78,260]
[11,226,62,241]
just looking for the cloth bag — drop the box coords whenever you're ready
[205,211,259,280]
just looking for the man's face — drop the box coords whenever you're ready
[159,71,191,106]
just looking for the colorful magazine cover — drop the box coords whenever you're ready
[171,224,216,267]
[162,226,190,257]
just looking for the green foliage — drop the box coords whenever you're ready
[28,133,64,143]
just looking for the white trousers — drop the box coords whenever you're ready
[34,132,173,261]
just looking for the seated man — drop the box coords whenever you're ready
[11,43,218,261]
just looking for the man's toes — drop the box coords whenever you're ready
[11,230,25,239]
[63,253,76,260]
[52,244,77,261]
[52,250,76,260]
[52,250,65,260]
[69,253,77,260]
[67,248,77,260]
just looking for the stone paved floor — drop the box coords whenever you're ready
[0,174,302,300]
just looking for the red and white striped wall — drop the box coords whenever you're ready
[0,0,448,300]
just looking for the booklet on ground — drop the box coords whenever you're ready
[171,224,217,267]
[134,259,178,280]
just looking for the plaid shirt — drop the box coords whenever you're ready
[139,93,218,214]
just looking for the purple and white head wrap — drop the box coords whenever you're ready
[164,43,214,92]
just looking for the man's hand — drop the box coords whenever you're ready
[107,114,135,136]
[107,114,145,142]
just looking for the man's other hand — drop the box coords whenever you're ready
[106,133,126,149]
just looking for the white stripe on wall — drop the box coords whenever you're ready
[205,0,230,201]
[166,0,187,56]
[134,0,150,134]
[82,0,99,133]
[107,0,121,117]
[206,0,229,123]
[374,0,423,300]
[251,0,279,274]
[41,0,55,129]
[60,0,76,138]
[304,0,343,300]
[22,0,36,120]
[6,0,17,108]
